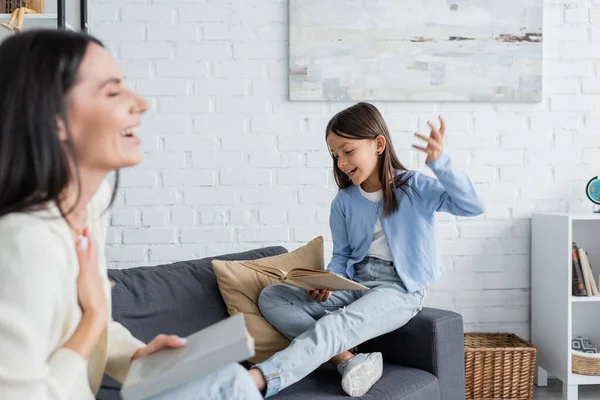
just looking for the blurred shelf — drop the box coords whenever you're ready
[0,13,75,36]
[572,296,600,302]
[570,372,600,385]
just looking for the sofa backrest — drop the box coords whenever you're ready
[107,246,288,342]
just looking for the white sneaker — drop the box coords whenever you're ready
[338,352,383,397]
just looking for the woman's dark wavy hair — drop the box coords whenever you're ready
[0,29,118,219]
[326,102,417,216]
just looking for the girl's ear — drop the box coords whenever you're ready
[375,135,387,155]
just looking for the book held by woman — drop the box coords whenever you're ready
[121,314,255,400]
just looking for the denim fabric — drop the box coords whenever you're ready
[254,257,425,398]
[148,363,262,400]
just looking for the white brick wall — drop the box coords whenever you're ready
[91,0,600,337]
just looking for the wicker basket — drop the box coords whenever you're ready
[465,333,537,400]
[572,351,600,375]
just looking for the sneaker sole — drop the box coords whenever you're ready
[341,352,383,397]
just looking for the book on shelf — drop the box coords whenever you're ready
[572,242,588,296]
[577,246,600,297]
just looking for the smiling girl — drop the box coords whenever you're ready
[250,102,485,397]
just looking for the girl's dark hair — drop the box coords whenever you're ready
[0,29,119,220]
[326,102,415,216]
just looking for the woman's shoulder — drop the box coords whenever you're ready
[0,207,63,237]
[0,210,70,268]
[0,214,73,323]
[0,180,110,237]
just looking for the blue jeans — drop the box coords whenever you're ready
[254,257,425,398]
[148,363,262,400]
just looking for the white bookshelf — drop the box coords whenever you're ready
[0,14,76,40]
[532,213,600,400]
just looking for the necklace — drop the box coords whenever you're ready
[71,226,89,250]
[66,211,88,249]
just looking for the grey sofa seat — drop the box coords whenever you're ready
[97,246,465,400]
[274,363,439,399]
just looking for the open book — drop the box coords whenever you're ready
[121,314,255,400]
[238,262,369,291]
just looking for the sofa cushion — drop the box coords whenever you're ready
[212,236,324,363]
[99,246,287,400]
[99,364,439,400]
[274,363,440,400]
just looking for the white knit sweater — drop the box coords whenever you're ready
[0,181,145,399]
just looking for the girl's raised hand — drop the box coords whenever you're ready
[413,115,445,163]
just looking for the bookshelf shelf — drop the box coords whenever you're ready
[532,213,600,400]
[547,213,600,220]
[0,13,76,40]
[0,13,60,18]
[570,372,600,385]
[0,0,88,34]
[571,296,600,303]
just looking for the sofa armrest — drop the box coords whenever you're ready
[360,307,465,400]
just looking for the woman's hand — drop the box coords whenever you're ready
[131,334,187,361]
[63,227,108,359]
[306,289,332,303]
[75,227,108,322]
[413,115,446,163]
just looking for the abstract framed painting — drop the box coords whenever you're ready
[289,0,543,102]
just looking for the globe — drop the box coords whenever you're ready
[586,176,600,206]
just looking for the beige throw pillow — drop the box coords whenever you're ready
[212,236,324,364]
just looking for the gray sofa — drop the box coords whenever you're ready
[97,246,466,400]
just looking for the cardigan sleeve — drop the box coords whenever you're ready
[104,321,146,383]
[325,192,351,278]
[0,228,87,400]
[415,153,485,216]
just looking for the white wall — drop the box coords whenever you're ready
[90,0,600,338]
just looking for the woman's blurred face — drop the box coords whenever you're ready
[61,43,148,173]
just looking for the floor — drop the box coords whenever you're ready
[534,379,600,399]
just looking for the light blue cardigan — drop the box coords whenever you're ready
[326,153,485,292]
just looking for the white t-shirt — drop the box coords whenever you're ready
[358,185,393,262]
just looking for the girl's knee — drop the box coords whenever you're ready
[258,285,280,316]
[258,284,293,311]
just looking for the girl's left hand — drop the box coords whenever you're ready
[307,289,332,302]
[413,116,445,163]
[131,334,187,361]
